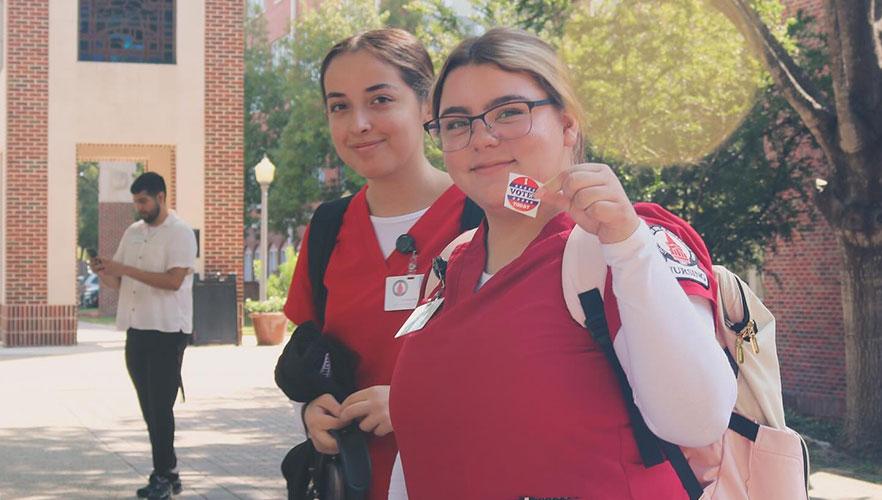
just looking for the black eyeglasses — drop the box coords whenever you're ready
[424,99,555,152]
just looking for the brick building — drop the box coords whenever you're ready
[762,0,847,419]
[0,0,244,346]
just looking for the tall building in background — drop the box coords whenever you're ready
[0,0,244,346]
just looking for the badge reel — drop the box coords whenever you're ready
[384,234,424,312]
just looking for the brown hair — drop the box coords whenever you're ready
[431,27,584,157]
[320,28,435,103]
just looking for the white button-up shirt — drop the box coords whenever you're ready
[113,210,198,334]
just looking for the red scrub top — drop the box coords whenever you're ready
[285,184,472,500]
[390,204,716,500]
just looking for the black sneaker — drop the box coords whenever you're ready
[146,476,173,500]
[137,473,182,498]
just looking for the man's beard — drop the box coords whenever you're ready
[142,204,161,224]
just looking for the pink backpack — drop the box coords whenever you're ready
[561,226,810,500]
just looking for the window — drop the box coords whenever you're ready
[79,0,176,64]
[244,248,254,282]
[280,242,292,264]
[269,245,279,274]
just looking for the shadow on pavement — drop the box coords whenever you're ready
[0,427,142,500]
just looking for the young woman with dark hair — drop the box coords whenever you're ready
[281,28,480,499]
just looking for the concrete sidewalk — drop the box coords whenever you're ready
[0,324,301,499]
[1,323,881,499]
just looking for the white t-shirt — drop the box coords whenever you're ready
[113,210,198,333]
[370,208,428,259]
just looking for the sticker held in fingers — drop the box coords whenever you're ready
[504,173,542,218]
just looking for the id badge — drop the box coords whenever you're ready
[384,275,424,311]
[394,298,444,338]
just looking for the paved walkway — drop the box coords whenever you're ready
[1,323,881,499]
[0,324,301,499]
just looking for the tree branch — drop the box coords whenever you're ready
[707,0,840,161]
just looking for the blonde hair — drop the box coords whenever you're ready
[431,27,584,158]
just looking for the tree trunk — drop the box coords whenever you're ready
[707,0,882,455]
[840,236,882,455]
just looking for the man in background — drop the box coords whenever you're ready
[93,172,197,500]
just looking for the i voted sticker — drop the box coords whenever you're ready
[504,173,542,218]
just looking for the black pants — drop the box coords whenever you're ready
[126,328,188,475]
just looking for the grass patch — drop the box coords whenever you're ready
[787,410,841,443]
[78,316,118,326]
[786,410,882,485]
[77,314,294,338]
[241,316,295,337]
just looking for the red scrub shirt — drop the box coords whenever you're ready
[390,204,716,500]
[285,184,472,500]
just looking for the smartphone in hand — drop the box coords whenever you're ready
[87,249,102,272]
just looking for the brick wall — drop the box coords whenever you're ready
[204,0,245,331]
[764,209,846,418]
[5,0,50,304]
[262,0,293,44]
[0,305,78,346]
[0,0,77,345]
[97,202,135,317]
[762,0,845,418]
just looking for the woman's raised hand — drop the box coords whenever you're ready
[535,163,640,244]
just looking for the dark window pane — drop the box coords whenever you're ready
[78,0,175,64]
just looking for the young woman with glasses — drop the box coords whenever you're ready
[280,28,481,500]
[388,28,737,499]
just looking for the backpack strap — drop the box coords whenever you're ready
[578,289,703,500]
[307,195,354,326]
[459,196,484,232]
[578,289,666,467]
[728,412,760,441]
[658,441,704,500]
[725,275,752,334]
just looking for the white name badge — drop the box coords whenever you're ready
[384,275,424,311]
[394,298,444,338]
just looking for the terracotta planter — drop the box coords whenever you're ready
[250,312,288,346]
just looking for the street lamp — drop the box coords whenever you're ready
[254,155,276,302]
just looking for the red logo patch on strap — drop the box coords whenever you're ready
[650,225,709,288]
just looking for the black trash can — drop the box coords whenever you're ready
[192,273,239,345]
